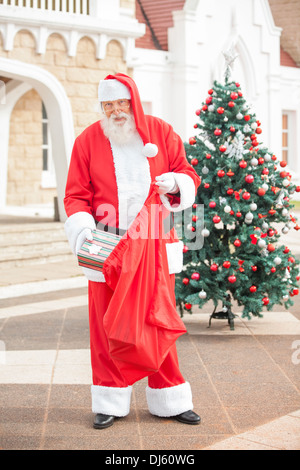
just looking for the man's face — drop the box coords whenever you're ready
[102,99,131,125]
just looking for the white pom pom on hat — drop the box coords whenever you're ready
[142,143,158,158]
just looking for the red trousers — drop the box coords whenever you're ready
[88,277,186,389]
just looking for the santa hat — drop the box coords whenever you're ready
[98,73,158,158]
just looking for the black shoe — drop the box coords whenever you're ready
[174,410,201,425]
[93,413,114,429]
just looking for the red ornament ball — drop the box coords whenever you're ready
[250,285,257,293]
[230,92,238,100]
[214,128,222,136]
[262,297,270,306]
[217,170,225,178]
[191,158,198,166]
[189,137,196,145]
[244,115,251,121]
[209,201,216,208]
[239,160,247,168]
[219,145,227,153]
[228,275,237,284]
[223,261,231,269]
[257,188,266,196]
[234,239,242,247]
[230,126,236,132]
[210,264,218,272]
[217,107,225,114]
[228,101,235,108]
[245,175,254,184]
[213,215,221,224]
[182,278,189,285]
[191,272,200,280]
[242,191,251,200]
[185,303,192,310]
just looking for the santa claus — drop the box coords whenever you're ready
[64,73,201,429]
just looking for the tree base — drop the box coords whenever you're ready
[208,306,237,331]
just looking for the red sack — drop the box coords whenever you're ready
[102,185,186,385]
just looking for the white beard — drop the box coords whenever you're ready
[100,112,138,146]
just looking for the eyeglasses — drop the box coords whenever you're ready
[102,99,131,112]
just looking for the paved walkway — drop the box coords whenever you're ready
[0,217,300,450]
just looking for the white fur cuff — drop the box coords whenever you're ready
[91,385,133,417]
[146,382,193,417]
[160,173,196,212]
[166,241,184,274]
[64,211,96,255]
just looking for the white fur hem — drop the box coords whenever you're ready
[166,241,183,274]
[160,173,195,212]
[146,382,193,417]
[91,385,132,417]
[64,211,96,255]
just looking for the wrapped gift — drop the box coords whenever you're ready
[78,229,122,272]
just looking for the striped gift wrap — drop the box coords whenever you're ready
[77,229,122,272]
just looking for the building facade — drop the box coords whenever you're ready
[0,0,299,221]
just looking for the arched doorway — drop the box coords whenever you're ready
[0,56,74,222]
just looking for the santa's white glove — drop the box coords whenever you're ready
[155,173,179,195]
[75,228,93,255]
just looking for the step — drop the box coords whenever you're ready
[0,223,66,245]
[0,222,74,269]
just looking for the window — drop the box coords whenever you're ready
[282,113,289,164]
[282,111,296,172]
[41,102,56,188]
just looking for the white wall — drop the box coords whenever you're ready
[132,0,300,186]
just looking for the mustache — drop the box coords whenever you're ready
[110,112,130,121]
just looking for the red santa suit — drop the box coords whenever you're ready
[64,73,201,418]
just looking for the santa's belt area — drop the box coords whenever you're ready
[95,214,174,236]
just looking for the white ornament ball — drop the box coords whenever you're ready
[258,239,266,248]
[250,203,257,211]
[236,112,243,120]
[283,179,290,187]
[283,294,289,301]
[251,158,258,167]
[202,166,209,175]
[251,122,258,130]
[264,154,271,162]
[201,228,210,237]
[208,105,215,112]
[282,226,289,234]
[199,290,207,299]
[274,256,282,265]
[282,208,288,217]
[224,205,231,213]
[262,222,269,230]
[262,183,269,191]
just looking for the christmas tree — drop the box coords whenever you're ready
[175,51,300,327]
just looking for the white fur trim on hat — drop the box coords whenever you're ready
[98,79,131,102]
[142,143,158,158]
